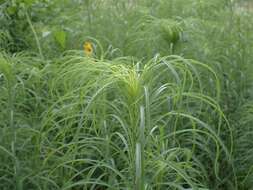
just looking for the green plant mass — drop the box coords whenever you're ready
[0,0,253,189]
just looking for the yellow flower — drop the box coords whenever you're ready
[83,41,93,56]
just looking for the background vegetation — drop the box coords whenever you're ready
[0,0,253,189]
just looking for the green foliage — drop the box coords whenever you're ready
[234,102,253,189]
[0,0,253,189]
[54,29,66,49]
[0,53,235,189]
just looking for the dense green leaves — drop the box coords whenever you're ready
[0,0,253,190]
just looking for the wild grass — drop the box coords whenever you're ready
[0,52,235,189]
[0,0,253,189]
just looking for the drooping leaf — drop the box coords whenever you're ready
[54,30,66,49]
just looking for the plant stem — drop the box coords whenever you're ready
[25,10,43,59]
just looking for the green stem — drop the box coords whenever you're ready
[25,11,43,59]
[86,0,93,33]
[135,106,145,190]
